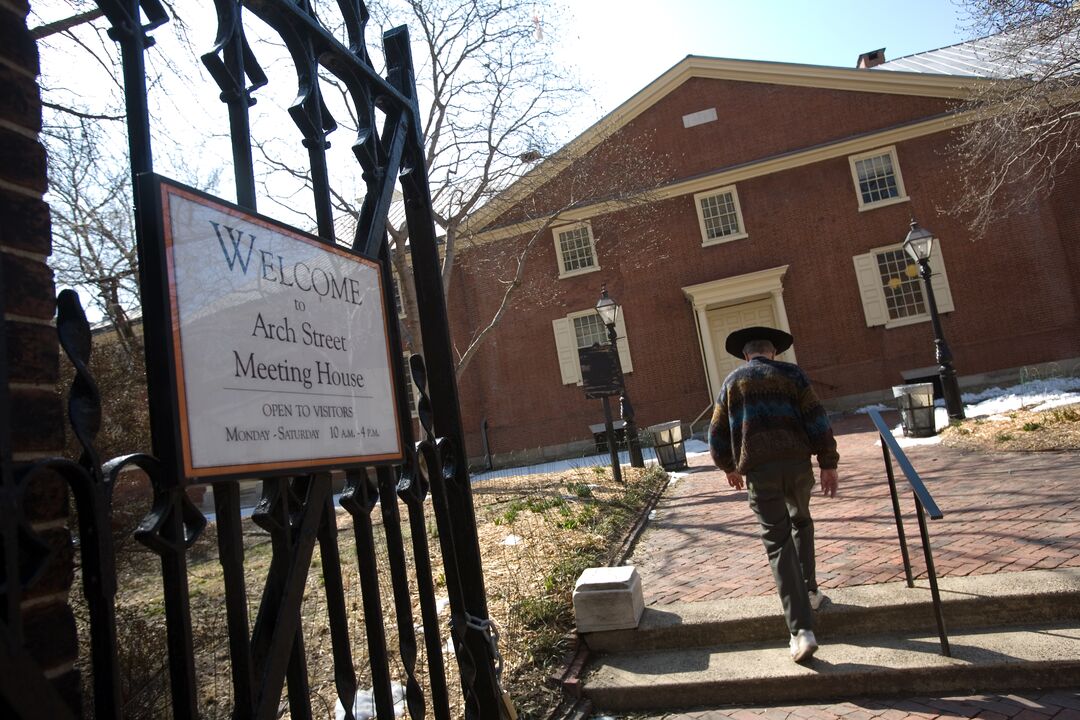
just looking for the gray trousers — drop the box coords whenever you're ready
[746,457,817,634]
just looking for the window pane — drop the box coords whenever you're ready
[699,191,741,239]
[856,153,900,205]
[573,314,608,348]
[559,226,596,272]
[876,248,926,320]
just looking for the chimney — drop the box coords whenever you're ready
[857,48,886,69]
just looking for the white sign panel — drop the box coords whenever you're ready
[159,182,403,478]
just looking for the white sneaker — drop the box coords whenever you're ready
[808,590,828,610]
[789,629,818,663]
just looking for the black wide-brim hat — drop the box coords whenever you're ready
[725,326,794,358]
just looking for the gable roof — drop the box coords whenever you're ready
[462,54,990,236]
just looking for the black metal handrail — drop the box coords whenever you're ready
[867,409,950,657]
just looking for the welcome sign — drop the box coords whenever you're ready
[145,176,403,479]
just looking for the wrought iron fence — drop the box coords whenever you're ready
[3,1,506,717]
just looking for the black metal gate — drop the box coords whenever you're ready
[1,1,505,717]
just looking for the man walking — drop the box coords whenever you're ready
[708,326,839,663]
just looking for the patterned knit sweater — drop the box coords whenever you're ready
[708,357,839,474]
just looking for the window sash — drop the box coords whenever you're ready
[876,248,926,320]
[558,226,596,272]
[699,191,741,239]
[855,153,900,205]
[572,313,608,348]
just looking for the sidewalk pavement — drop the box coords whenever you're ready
[629,412,1080,607]
[622,412,1080,719]
[637,689,1080,720]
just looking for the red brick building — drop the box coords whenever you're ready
[450,51,1080,465]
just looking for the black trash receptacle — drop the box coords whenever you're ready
[648,421,687,471]
[892,383,937,438]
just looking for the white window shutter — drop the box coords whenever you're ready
[614,313,633,372]
[551,317,579,384]
[927,248,954,314]
[852,253,889,327]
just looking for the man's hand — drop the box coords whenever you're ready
[726,471,744,490]
[819,468,838,498]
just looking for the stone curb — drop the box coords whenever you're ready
[584,567,1080,652]
[584,622,1080,712]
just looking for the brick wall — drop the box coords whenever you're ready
[453,76,1080,460]
[1,0,81,712]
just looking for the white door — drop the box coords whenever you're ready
[706,299,792,385]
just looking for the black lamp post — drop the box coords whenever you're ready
[903,219,965,420]
[596,285,645,468]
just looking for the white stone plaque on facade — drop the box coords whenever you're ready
[154,178,403,478]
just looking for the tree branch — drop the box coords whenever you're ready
[31,9,104,40]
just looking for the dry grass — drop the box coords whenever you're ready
[72,463,666,719]
[940,402,1080,452]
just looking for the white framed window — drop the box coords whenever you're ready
[694,185,748,246]
[852,244,954,328]
[553,222,600,279]
[551,308,633,385]
[848,146,909,211]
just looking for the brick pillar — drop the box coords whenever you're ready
[1,0,82,713]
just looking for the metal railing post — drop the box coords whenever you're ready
[880,442,914,587]
[914,495,950,656]
[868,409,949,656]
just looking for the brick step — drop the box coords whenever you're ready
[583,621,1080,713]
[582,568,1080,653]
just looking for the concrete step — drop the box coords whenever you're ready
[584,622,1080,713]
[583,568,1080,653]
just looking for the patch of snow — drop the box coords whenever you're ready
[852,402,892,415]
[875,376,1080,448]
[1030,396,1080,412]
[501,534,523,546]
[335,682,405,720]
[471,446,661,483]
[648,510,657,520]
[889,432,944,448]
[435,596,450,614]
[961,376,1080,404]
[683,439,710,456]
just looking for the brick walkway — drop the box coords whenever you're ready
[638,690,1080,720]
[630,413,1080,606]
[621,414,1080,720]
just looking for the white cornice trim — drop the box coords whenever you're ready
[463,56,987,233]
[464,111,974,247]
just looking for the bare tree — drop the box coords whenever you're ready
[43,117,142,359]
[33,0,213,360]
[952,0,1080,235]
[248,0,584,361]
[452,126,674,376]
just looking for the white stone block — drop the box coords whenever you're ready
[573,565,644,633]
